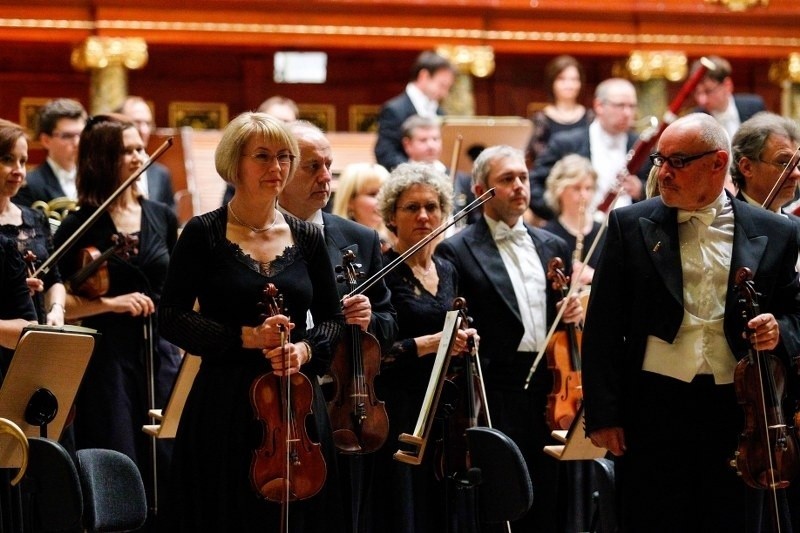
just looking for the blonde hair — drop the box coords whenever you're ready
[332,163,390,220]
[544,154,597,215]
[214,112,299,186]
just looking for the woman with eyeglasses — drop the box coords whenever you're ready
[158,112,345,531]
[53,113,180,521]
[370,162,477,533]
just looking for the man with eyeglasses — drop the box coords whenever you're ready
[13,98,87,207]
[531,78,651,221]
[582,113,800,532]
[730,111,800,220]
[691,55,766,140]
[278,120,397,533]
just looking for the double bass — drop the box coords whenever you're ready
[544,257,583,431]
[250,283,326,531]
[328,250,389,454]
[731,267,799,533]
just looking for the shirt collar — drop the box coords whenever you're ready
[405,83,439,118]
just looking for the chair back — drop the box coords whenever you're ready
[76,449,147,532]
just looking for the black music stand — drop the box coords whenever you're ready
[440,116,533,174]
[0,325,96,468]
[142,353,201,439]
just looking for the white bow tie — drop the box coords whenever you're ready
[494,223,528,244]
[677,207,717,226]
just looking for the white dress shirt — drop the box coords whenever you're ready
[485,216,547,352]
[47,158,77,201]
[588,121,631,212]
[642,193,737,384]
[406,83,439,119]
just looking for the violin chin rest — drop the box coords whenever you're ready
[332,429,362,453]
[466,426,533,523]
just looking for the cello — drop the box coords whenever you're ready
[250,283,327,532]
[328,250,389,454]
[544,257,583,431]
[731,267,799,533]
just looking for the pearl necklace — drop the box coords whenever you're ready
[228,204,278,233]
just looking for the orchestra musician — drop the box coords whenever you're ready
[332,162,395,253]
[0,119,66,329]
[582,113,800,532]
[542,153,605,287]
[372,162,476,533]
[158,112,345,532]
[277,120,397,533]
[52,114,181,514]
[0,233,37,368]
[435,145,583,532]
[530,78,650,221]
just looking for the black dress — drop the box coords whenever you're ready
[53,199,180,504]
[372,251,459,533]
[525,109,594,168]
[542,218,605,270]
[0,234,36,533]
[158,207,345,532]
[0,206,61,324]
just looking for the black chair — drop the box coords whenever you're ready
[466,426,533,523]
[590,457,618,533]
[19,437,83,532]
[75,449,147,533]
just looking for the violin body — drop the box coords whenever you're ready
[733,351,800,490]
[328,327,388,454]
[75,246,110,298]
[731,266,800,507]
[69,233,139,298]
[250,371,326,502]
[544,257,583,432]
[545,328,583,431]
[249,283,327,506]
[328,249,389,454]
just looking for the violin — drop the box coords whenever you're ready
[249,283,326,529]
[545,257,583,431]
[22,250,37,278]
[68,233,139,298]
[435,297,489,480]
[731,267,799,532]
[328,250,389,454]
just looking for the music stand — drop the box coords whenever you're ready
[543,406,606,461]
[0,325,96,468]
[142,354,201,439]
[440,116,533,174]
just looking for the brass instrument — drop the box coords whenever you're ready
[31,197,79,233]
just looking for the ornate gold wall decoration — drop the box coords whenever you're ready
[625,51,687,82]
[704,0,768,11]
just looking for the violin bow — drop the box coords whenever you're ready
[761,145,800,212]
[33,137,174,279]
[523,213,609,390]
[344,188,495,300]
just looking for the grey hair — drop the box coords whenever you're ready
[472,145,525,189]
[377,162,453,234]
[730,112,800,190]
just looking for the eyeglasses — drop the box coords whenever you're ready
[398,202,441,215]
[757,158,797,172]
[50,131,81,141]
[243,151,295,166]
[649,149,719,169]
[602,101,637,111]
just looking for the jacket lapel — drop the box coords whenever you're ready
[638,202,684,307]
